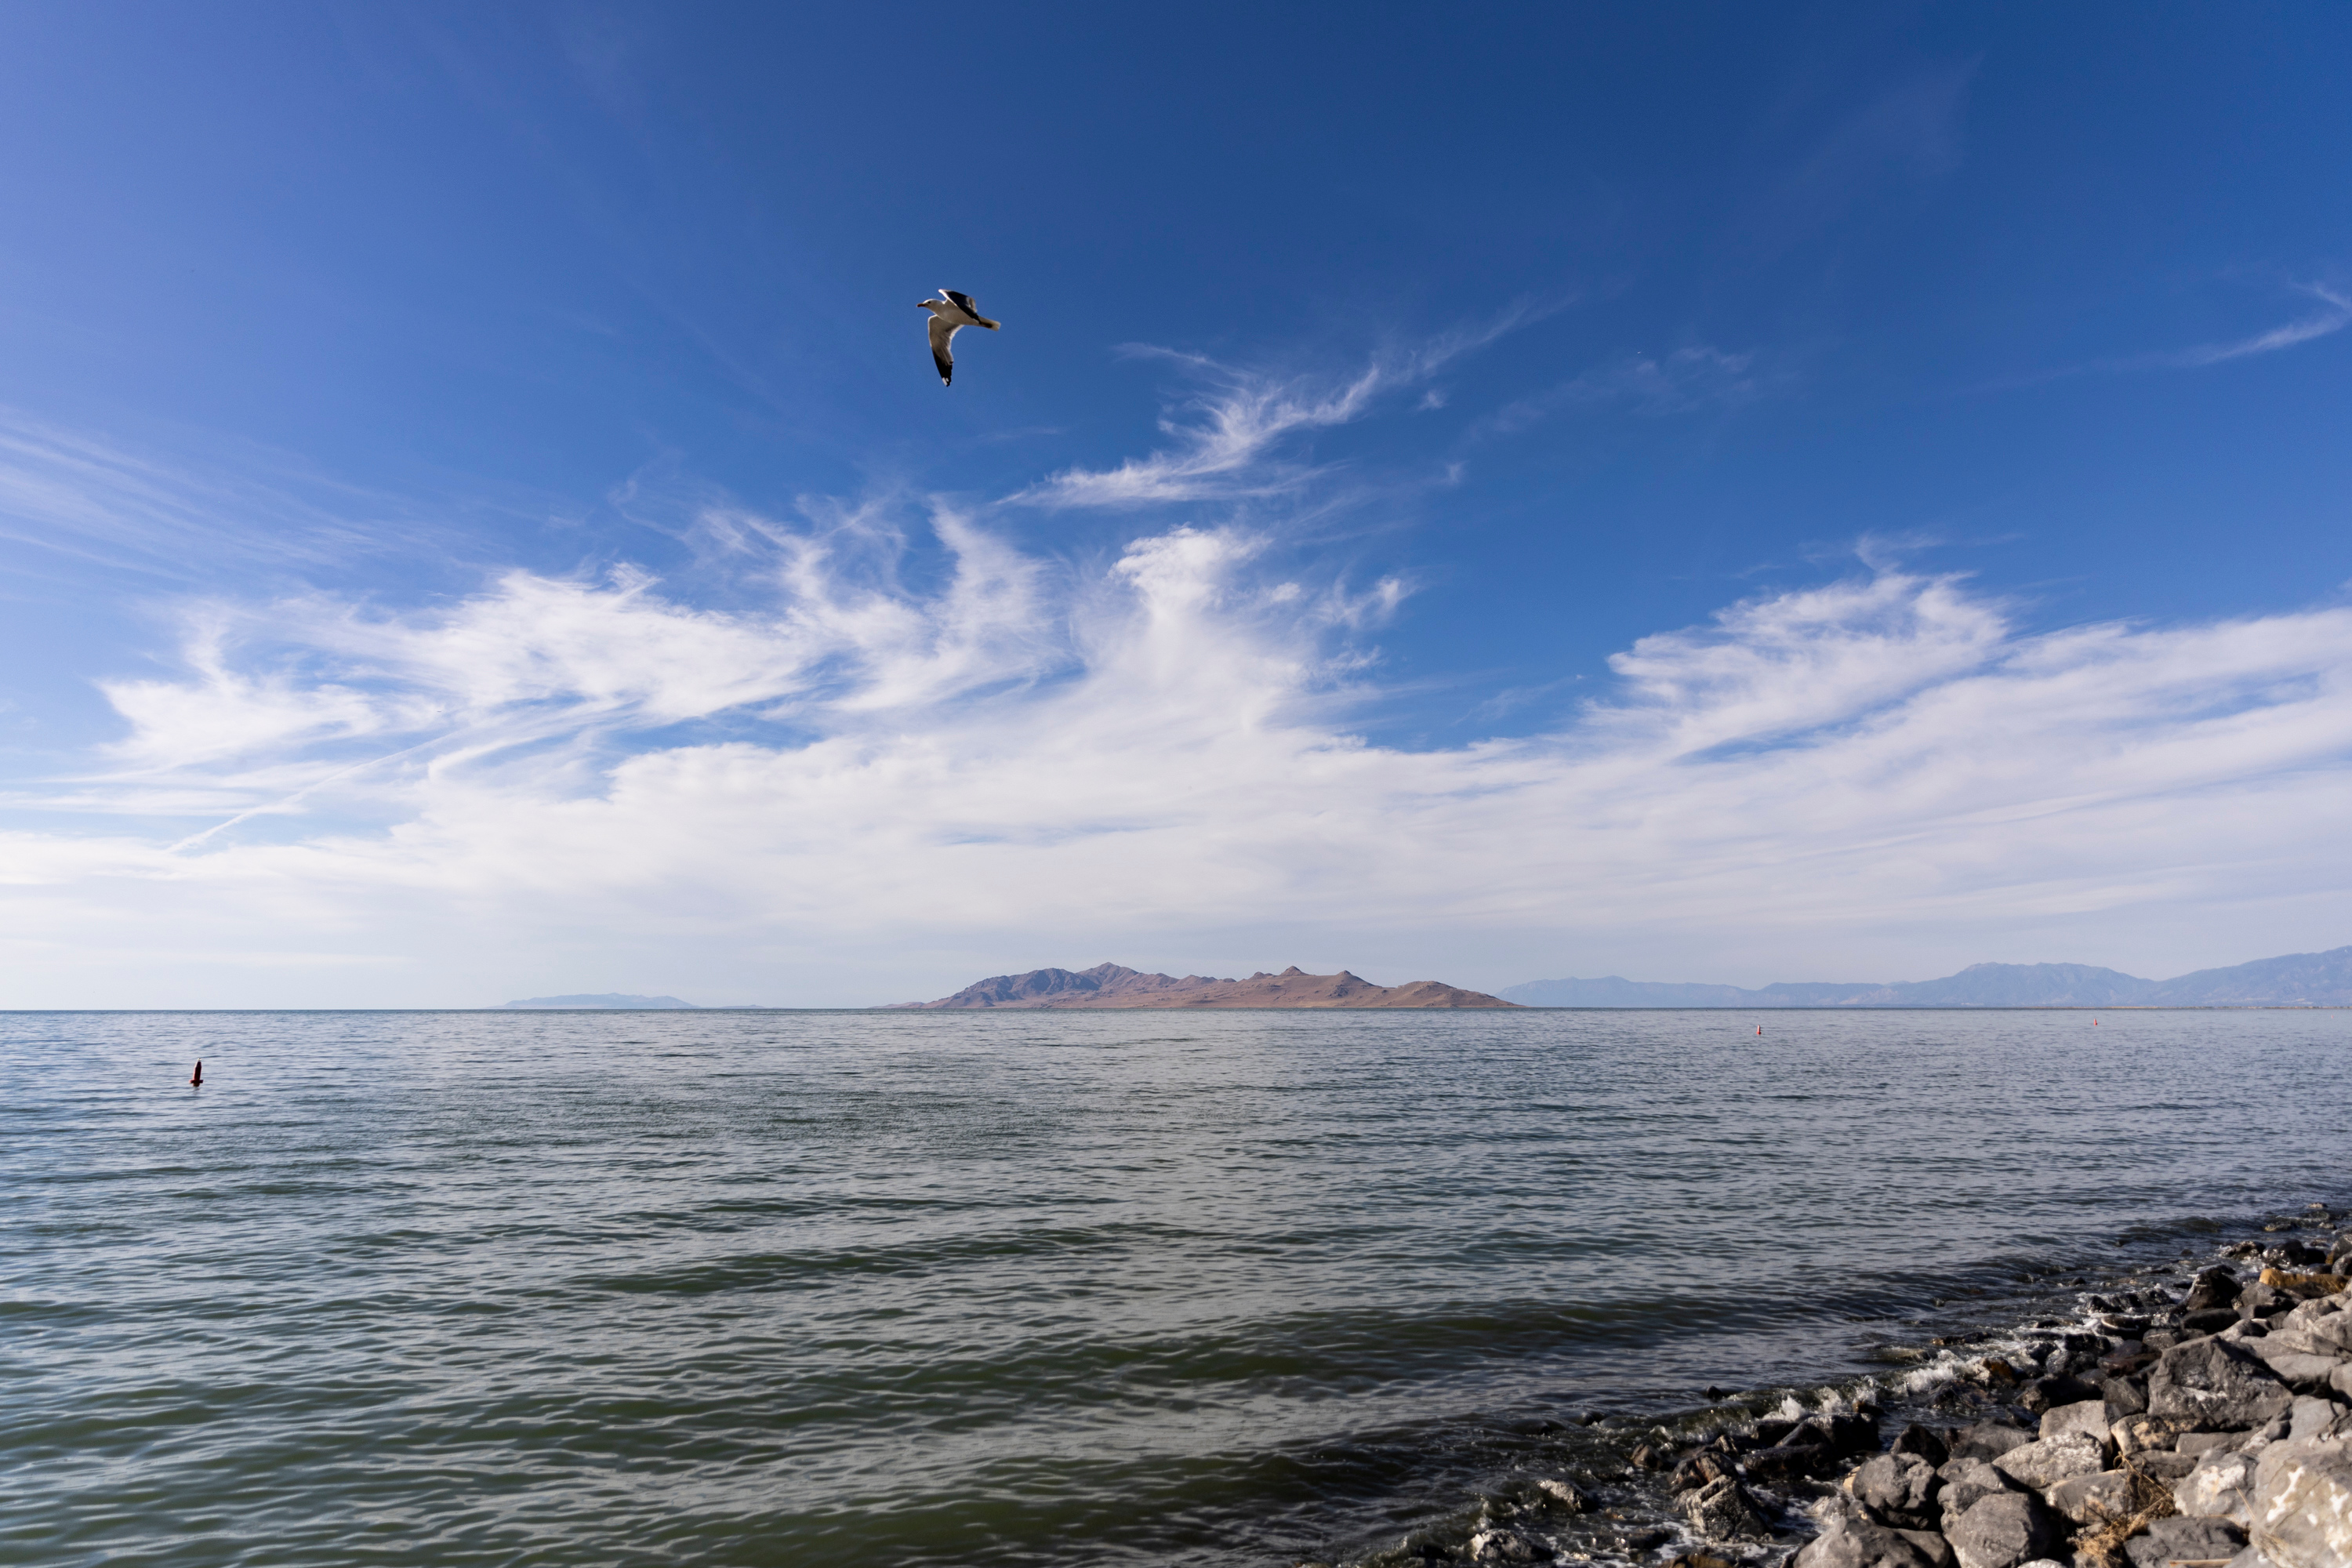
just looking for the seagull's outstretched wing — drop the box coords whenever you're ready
[928,313,960,386]
[942,289,1000,329]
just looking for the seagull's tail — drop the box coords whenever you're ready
[978,318,1001,330]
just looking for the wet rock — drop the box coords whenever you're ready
[1468,1527,1555,1563]
[2249,1436,2352,1568]
[2022,1377,2103,1415]
[1751,1443,1845,1483]
[1897,1425,1954,1467]
[2178,1451,2263,1527]
[2188,1312,2250,1337]
[2123,1515,2249,1568]
[1824,1412,1886,1458]
[1795,1516,1947,1568]
[1686,1474,1774,1542]
[1950,1422,2041,1465]
[2188,1271,2249,1315]
[1532,1478,1592,1514]
[1632,1443,1670,1470]
[2106,1377,2155,1417]
[1671,1450,1737,1494]
[2151,1339,2296,1430]
[1947,1492,2062,1568]
[1992,1432,2108,1492]
[2259,1270,2340,1299]
[1854,1454,1946,1530]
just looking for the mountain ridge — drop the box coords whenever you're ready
[498,993,699,1009]
[1500,946,2352,1007]
[894,963,1517,1011]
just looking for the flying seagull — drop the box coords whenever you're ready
[919,289,1000,386]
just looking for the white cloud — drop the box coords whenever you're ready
[5,360,2352,1006]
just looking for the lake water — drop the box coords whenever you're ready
[5,1007,2349,1567]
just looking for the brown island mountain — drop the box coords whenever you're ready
[892,962,1519,1010]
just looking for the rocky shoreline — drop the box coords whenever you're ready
[1334,1207,2352,1568]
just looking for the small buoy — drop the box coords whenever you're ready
[1756,1025,1763,1036]
[189,1061,203,1087]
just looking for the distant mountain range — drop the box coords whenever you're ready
[893,963,1515,1010]
[1499,945,2352,1007]
[498,993,699,1009]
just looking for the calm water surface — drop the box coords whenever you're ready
[5,1008,2348,1567]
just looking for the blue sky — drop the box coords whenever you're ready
[2,3,2349,1006]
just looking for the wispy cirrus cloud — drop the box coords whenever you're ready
[1014,304,1544,509]
[1479,344,1771,437]
[1994,281,2352,389]
[5,343,2352,1006]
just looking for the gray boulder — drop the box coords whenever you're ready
[1993,1432,2109,1492]
[1795,1516,1944,1568]
[2123,1515,2249,1568]
[1686,1474,1773,1542]
[1941,1461,2027,1527]
[2289,1399,2352,1444]
[2045,1399,2121,1450]
[2180,1451,2264,1527]
[2152,1339,2296,1430]
[2188,1269,2249,1314]
[2249,1436,2352,1568]
[2252,1334,2351,1395]
[1947,1492,2060,1568]
[1948,1423,2039,1465]
[1855,1454,1945,1530]
[2048,1468,2139,1525]
[2138,1450,2203,1482]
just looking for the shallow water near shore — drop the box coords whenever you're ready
[5,1007,2350,1567]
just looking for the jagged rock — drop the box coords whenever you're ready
[1686,1475,1773,1541]
[2258,1271,2349,1301]
[2046,1400,2122,1452]
[1533,1478,1592,1513]
[2048,1468,2139,1525]
[2138,1450,2203,1482]
[1469,1527,1556,1563]
[2179,1451,2263,1527]
[1896,1425,1953,1467]
[1795,1516,1946,1568]
[1943,1461,2028,1525]
[1949,1423,2040,1465]
[1994,1432,2109,1492]
[1753,1443,1844,1483]
[1947,1492,2061,1568]
[2123,1515,2249,1568]
[2118,1416,2194,1457]
[1855,1454,1945,1529]
[2187,1271,2249,1315]
[2184,1434,2253,1458]
[2107,1377,2155,1417]
[1899,1533,1958,1568]
[2249,1436,2352,1568]
[2152,1339,2296,1429]
[1672,1450,1737,1493]
[2288,1399,2352,1444]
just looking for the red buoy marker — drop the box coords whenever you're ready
[189,1061,202,1087]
